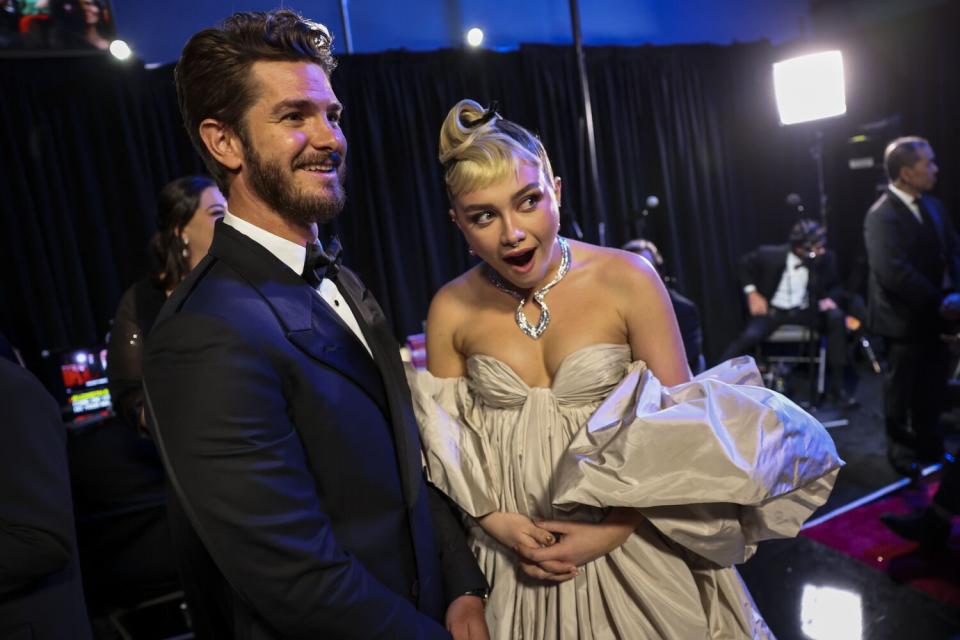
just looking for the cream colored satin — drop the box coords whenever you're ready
[406,345,843,640]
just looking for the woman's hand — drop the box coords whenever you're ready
[479,511,556,551]
[516,508,643,569]
[478,512,578,582]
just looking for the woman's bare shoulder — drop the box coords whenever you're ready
[431,265,487,310]
[571,241,661,294]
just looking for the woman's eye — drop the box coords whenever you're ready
[471,211,494,225]
[521,194,542,209]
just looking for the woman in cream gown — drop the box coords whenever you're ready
[408,99,843,640]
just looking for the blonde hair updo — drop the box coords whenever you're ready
[438,99,555,201]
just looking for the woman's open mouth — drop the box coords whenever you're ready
[503,247,536,273]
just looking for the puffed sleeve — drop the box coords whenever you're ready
[552,356,843,566]
[405,366,501,518]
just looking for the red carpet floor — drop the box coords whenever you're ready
[801,474,960,608]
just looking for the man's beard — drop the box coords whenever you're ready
[245,144,347,227]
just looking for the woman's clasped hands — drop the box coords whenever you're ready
[478,509,643,582]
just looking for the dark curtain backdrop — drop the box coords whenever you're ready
[2,2,958,368]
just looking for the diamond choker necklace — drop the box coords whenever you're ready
[484,236,571,340]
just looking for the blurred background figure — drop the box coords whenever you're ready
[77,0,110,50]
[622,238,704,374]
[70,176,223,631]
[720,219,858,407]
[865,137,960,476]
[0,331,92,639]
[108,175,224,434]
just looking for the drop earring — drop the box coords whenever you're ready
[182,236,190,258]
[468,247,476,256]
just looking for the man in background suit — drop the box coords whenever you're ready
[622,238,704,374]
[142,11,488,638]
[865,136,960,476]
[0,333,91,639]
[721,219,854,405]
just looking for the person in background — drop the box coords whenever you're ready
[721,219,856,407]
[0,331,92,639]
[622,238,704,374]
[107,175,224,434]
[77,0,109,50]
[864,136,960,476]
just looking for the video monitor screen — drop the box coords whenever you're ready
[60,347,111,415]
[36,345,113,426]
[1,0,116,52]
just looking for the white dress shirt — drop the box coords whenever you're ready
[222,211,373,357]
[888,183,924,224]
[769,251,809,310]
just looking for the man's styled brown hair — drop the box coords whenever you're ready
[174,10,337,196]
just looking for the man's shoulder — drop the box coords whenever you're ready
[158,256,245,318]
[749,244,789,261]
[866,191,898,218]
[0,359,63,447]
[151,256,282,344]
[0,358,57,411]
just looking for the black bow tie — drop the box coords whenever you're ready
[302,236,342,287]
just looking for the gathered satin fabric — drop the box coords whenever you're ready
[407,344,843,640]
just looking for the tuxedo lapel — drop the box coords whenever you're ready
[207,223,389,414]
[885,190,924,230]
[335,268,424,507]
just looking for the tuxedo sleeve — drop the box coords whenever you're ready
[738,249,761,291]
[426,483,488,603]
[143,312,449,640]
[865,207,942,310]
[817,252,844,302]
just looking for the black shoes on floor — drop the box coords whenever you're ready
[880,508,952,550]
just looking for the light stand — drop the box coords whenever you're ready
[773,50,846,228]
[810,130,828,226]
[773,51,851,421]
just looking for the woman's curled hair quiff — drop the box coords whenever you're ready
[174,10,336,197]
[439,99,554,201]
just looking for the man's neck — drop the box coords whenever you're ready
[892,179,921,199]
[226,180,317,246]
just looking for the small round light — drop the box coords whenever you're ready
[466,28,484,48]
[109,40,132,61]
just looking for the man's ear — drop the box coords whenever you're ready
[198,118,244,171]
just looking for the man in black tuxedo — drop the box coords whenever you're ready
[0,336,91,639]
[721,219,853,404]
[141,11,488,638]
[865,136,960,476]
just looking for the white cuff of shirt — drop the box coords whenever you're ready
[743,284,758,295]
